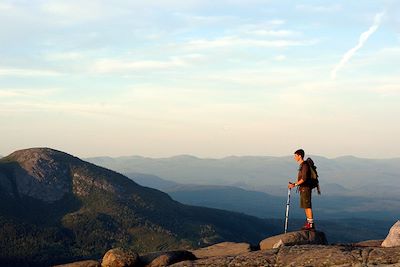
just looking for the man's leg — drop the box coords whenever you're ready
[300,189,314,230]
[305,208,313,219]
[305,208,314,229]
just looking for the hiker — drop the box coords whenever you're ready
[288,149,315,230]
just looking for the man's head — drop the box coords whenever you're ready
[294,149,305,163]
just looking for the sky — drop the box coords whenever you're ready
[1,0,400,159]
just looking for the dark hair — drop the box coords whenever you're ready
[294,149,305,159]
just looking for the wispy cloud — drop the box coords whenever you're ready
[0,88,60,98]
[92,58,186,73]
[374,84,400,96]
[183,36,318,50]
[368,76,400,96]
[274,55,287,61]
[40,1,109,22]
[296,4,342,13]
[173,13,236,24]
[246,30,300,37]
[0,100,123,118]
[236,20,287,34]
[0,2,14,11]
[0,67,61,77]
[331,12,385,80]
[91,54,205,73]
[45,52,84,61]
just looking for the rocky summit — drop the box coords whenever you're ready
[0,148,79,202]
[0,148,281,266]
[56,228,400,267]
[170,244,400,267]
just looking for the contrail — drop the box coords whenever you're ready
[331,12,385,80]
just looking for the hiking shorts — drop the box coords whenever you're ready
[300,187,312,209]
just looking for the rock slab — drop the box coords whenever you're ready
[170,245,400,267]
[191,242,251,258]
[382,220,400,247]
[259,230,328,250]
[353,239,383,247]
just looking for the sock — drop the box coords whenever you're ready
[307,218,314,224]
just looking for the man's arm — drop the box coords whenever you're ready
[288,163,308,188]
[288,179,305,188]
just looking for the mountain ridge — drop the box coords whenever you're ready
[87,153,400,161]
[86,154,400,191]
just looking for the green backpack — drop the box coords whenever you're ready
[306,158,321,195]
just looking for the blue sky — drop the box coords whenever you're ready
[1,0,399,158]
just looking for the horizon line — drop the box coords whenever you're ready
[2,147,400,161]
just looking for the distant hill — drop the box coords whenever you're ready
[125,172,179,191]
[125,173,397,243]
[124,172,399,221]
[125,173,284,218]
[87,155,400,197]
[0,148,281,266]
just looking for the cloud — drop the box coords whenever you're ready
[374,84,400,96]
[0,2,14,11]
[173,13,236,25]
[236,20,287,34]
[45,52,84,61]
[183,36,318,50]
[0,100,124,119]
[0,88,60,98]
[246,30,300,37]
[233,20,304,42]
[92,59,186,73]
[274,55,287,61]
[331,12,385,80]
[0,67,61,77]
[40,1,110,22]
[367,76,400,96]
[296,4,342,13]
[91,54,205,73]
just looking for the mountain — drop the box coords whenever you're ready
[125,172,179,191]
[0,148,281,267]
[124,171,399,220]
[123,172,396,243]
[86,155,400,197]
[168,185,284,218]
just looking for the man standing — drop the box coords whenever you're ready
[288,149,315,230]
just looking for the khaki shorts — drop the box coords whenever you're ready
[300,187,312,209]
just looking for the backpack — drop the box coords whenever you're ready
[306,157,321,195]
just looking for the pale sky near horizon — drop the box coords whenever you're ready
[1,0,400,159]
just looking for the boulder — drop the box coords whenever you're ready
[382,220,400,247]
[259,230,328,250]
[102,248,140,267]
[140,250,196,267]
[53,260,101,267]
[191,242,251,258]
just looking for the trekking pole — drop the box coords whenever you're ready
[284,187,291,234]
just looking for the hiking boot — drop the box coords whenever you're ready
[300,221,308,230]
[302,222,315,231]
